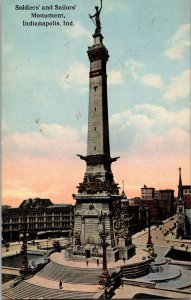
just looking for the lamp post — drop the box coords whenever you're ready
[146,208,152,248]
[99,213,110,286]
[19,215,30,278]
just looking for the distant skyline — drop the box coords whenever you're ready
[2,0,190,207]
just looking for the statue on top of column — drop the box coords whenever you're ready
[89,0,103,34]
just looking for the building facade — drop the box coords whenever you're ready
[140,186,175,222]
[141,186,155,200]
[176,168,191,238]
[182,185,191,209]
[2,198,74,242]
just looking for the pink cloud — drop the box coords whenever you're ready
[3,149,189,207]
[2,120,190,207]
[2,156,85,207]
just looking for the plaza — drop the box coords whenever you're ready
[2,219,191,299]
[2,1,190,299]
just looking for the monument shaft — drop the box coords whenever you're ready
[70,23,135,262]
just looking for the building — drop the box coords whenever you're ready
[140,186,175,222]
[185,209,191,238]
[128,197,141,206]
[2,198,74,242]
[176,168,191,238]
[141,199,159,222]
[141,185,155,200]
[182,185,191,195]
[157,189,175,219]
[182,185,191,209]
[184,194,191,209]
[2,205,12,210]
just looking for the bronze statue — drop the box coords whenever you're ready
[89,0,102,34]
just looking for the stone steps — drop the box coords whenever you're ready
[3,281,95,299]
[122,259,152,278]
[37,261,100,284]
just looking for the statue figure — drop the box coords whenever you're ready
[89,0,103,34]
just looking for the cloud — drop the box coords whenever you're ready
[65,21,92,43]
[125,59,144,80]
[3,123,86,160]
[60,62,89,89]
[103,1,128,12]
[108,69,123,85]
[164,24,190,60]
[110,104,190,157]
[125,59,163,89]
[134,103,190,130]
[125,60,190,101]
[163,69,190,101]
[3,105,190,207]
[140,73,164,89]
[2,123,87,206]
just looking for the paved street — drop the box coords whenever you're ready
[132,217,191,251]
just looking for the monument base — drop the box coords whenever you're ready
[118,244,136,260]
[65,244,136,263]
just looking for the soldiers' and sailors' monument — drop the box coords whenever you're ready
[67,0,135,263]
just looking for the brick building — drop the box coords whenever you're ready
[140,186,175,222]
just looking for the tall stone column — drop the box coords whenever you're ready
[77,33,119,193]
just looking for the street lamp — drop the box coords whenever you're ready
[19,215,31,278]
[99,212,110,286]
[146,208,153,248]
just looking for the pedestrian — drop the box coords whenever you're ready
[59,280,62,289]
[123,257,126,263]
[86,260,89,266]
[97,258,99,266]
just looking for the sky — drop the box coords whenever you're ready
[2,0,190,207]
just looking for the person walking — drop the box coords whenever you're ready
[86,260,89,266]
[59,280,62,289]
[123,257,126,263]
[97,258,99,266]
